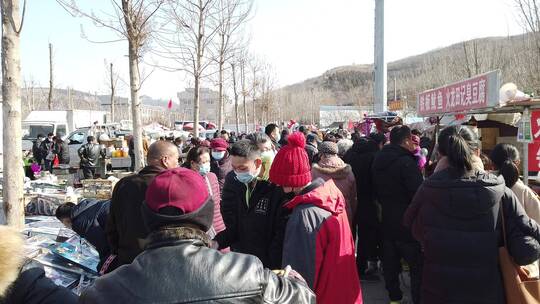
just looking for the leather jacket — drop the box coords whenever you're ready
[81,227,316,304]
[78,143,101,168]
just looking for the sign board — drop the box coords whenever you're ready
[518,116,533,143]
[529,111,540,171]
[417,70,500,116]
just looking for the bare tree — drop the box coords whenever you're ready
[2,0,27,227]
[154,0,220,138]
[213,0,252,130]
[56,0,165,171]
[248,56,262,128]
[239,55,248,132]
[48,43,53,110]
[107,62,121,122]
[230,60,240,133]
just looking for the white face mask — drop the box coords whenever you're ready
[199,163,211,175]
[212,151,226,160]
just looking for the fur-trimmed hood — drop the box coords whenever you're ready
[312,163,353,180]
[0,226,25,297]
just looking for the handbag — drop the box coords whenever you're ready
[499,201,540,304]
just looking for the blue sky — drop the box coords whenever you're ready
[20,0,524,101]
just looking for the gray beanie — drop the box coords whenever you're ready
[319,141,338,155]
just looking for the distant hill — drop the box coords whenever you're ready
[278,33,539,122]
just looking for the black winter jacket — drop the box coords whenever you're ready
[32,139,44,162]
[372,144,423,241]
[71,199,111,270]
[106,166,164,266]
[404,168,540,304]
[53,141,70,164]
[0,266,77,304]
[78,143,101,168]
[344,139,379,225]
[81,228,315,304]
[305,143,318,164]
[215,171,289,269]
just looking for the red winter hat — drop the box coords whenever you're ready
[210,138,228,151]
[143,167,214,231]
[270,132,311,187]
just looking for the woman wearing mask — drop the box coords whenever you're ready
[184,146,225,239]
[404,126,540,304]
[210,138,232,191]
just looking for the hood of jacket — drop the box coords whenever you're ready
[372,144,414,171]
[0,226,25,297]
[285,179,345,215]
[312,163,352,180]
[423,168,506,219]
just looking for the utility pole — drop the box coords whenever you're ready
[48,43,53,110]
[374,0,387,113]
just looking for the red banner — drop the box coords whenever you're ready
[418,74,488,115]
[529,111,540,171]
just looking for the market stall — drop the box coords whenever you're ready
[417,70,540,185]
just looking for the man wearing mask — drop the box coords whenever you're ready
[372,125,424,304]
[106,141,179,270]
[265,123,281,151]
[213,138,289,269]
[209,138,232,191]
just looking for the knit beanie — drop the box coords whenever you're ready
[269,132,311,187]
[319,141,339,155]
[142,168,214,231]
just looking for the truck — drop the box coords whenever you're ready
[22,110,108,151]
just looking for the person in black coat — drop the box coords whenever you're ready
[106,141,179,270]
[344,133,386,280]
[404,125,540,304]
[55,199,111,272]
[0,226,77,304]
[40,133,55,173]
[80,168,315,304]
[304,133,319,164]
[213,139,289,269]
[372,125,424,304]
[32,134,45,167]
[53,137,70,165]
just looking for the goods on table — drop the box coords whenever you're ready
[81,178,117,199]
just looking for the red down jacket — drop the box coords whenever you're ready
[282,178,362,304]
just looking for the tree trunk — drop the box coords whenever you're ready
[194,74,201,138]
[110,63,115,122]
[231,63,239,134]
[48,43,53,110]
[252,96,256,130]
[2,0,24,228]
[217,33,225,130]
[218,60,224,130]
[128,40,144,171]
[240,63,248,133]
[193,1,204,139]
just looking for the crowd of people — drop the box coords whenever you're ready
[4,121,540,304]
